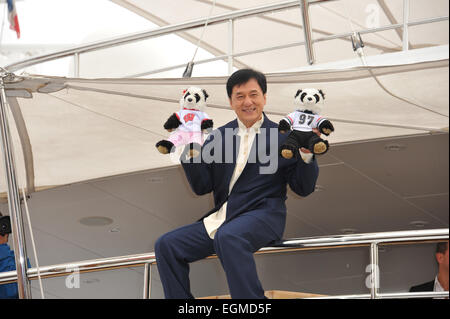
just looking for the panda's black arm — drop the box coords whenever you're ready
[278,119,291,133]
[318,119,334,136]
[164,113,182,131]
[201,119,214,131]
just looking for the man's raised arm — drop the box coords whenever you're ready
[180,137,215,196]
[285,156,319,197]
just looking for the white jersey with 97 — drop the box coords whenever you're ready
[282,110,327,132]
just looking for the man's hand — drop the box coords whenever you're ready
[300,147,311,154]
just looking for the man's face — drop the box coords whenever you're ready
[229,78,266,128]
[0,234,8,245]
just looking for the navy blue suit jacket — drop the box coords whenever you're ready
[181,114,319,239]
[409,280,435,292]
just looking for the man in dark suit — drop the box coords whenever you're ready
[410,241,449,294]
[155,69,319,299]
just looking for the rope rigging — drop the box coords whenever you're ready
[182,0,217,78]
[342,1,449,119]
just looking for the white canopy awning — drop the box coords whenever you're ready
[1,46,448,198]
[107,0,449,76]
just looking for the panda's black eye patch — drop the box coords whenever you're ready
[184,92,191,99]
[300,92,307,101]
[314,94,320,103]
[194,93,201,103]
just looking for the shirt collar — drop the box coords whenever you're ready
[237,116,264,135]
[435,276,445,292]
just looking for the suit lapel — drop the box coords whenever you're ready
[222,120,239,192]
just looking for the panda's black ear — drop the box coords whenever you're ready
[202,89,209,100]
[295,89,302,98]
[318,89,325,99]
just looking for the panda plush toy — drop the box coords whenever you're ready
[279,88,334,160]
[156,86,213,155]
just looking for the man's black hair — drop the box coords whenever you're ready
[0,215,11,236]
[436,241,449,254]
[226,68,267,98]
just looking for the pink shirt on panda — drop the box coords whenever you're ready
[175,108,211,132]
[168,108,211,147]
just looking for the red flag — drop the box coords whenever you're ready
[7,0,20,39]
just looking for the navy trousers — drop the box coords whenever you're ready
[155,213,279,299]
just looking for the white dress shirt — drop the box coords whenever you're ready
[203,116,263,239]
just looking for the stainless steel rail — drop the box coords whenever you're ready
[300,0,315,65]
[129,15,449,78]
[403,0,410,52]
[5,0,327,72]
[0,228,448,299]
[0,72,32,298]
[309,291,450,299]
[5,0,448,76]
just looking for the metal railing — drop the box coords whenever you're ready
[0,71,32,299]
[4,0,449,77]
[1,228,448,299]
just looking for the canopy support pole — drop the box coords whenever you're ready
[227,19,234,75]
[403,0,410,51]
[0,71,31,299]
[74,53,80,78]
[370,243,380,299]
[300,0,315,65]
[143,263,152,299]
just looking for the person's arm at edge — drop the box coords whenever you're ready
[0,244,19,298]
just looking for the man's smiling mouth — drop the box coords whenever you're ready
[242,107,257,113]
